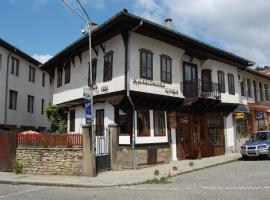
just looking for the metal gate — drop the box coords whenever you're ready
[0,130,17,172]
[95,128,110,173]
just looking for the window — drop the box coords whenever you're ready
[208,117,223,146]
[96,109,104,136]
[9,90,17,110]
[160,55,172,83]
[240,77,246,97]
[119,115,129,135]
[57,67,63,87]
[29,66,35,83]
[42,73,46,87]
[264,84,269,101]
[247,79,252,97]
[70,110,75,132]
[153,111,166,136]
[41,99,44,115]
[140,49,153,79]
[259,82,264,102]
[103,52,113,82]
[89,58,97,84]
[27,95,34,113]
[137,110,150,136]
[64,62,71,84]
[227,73,235,95]
[217,71,225,93]
[11,57,19,76]
[253,80,257,102]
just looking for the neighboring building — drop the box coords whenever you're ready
[235,68,270,149]
[42,11,253,169]
[0,38,51,131]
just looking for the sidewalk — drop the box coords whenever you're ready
[0,153,241,188]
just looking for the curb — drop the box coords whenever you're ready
[0,157,240,188]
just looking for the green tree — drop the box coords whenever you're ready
[45,105,67,134]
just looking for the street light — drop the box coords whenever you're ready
[61,0,95,156]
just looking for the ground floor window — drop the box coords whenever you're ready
[236,117,250,138]
[119,115,129,135]
[96,109,104,136]
[137,110,150,136]
[154,111,166,136]
[208,117,223,146]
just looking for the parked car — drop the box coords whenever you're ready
[240,131,270,160]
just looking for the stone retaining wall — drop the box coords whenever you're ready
[16,148,83,175]
[113,145,171,170]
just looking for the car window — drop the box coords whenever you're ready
[256,132,270,140]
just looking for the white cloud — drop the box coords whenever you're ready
[133,0,270,66]
[33,54,52,64]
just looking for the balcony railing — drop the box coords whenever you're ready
[181,79,221,100]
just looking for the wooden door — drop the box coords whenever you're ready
[188,125,201,159]
[176,125,189,160]
[201,69,212,93]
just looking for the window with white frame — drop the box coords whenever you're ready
[11,57,19,76]
[153,111,166,136]
[9,90,17,110]
[27,95,34,113]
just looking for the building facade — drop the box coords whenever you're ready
[42,11,253,168]
[235,68,270,149]
[0,39,51,131]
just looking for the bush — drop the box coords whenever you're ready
[154,169,160,176]
[189,161,194,167]
[13,160,23,174]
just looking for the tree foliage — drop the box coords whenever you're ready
[45,105,67,134]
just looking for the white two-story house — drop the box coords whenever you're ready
[0,38,51,131]
[42,11,253,169]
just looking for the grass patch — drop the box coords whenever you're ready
[145,176,171,184]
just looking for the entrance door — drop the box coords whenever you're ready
[183,62,198,97]
[176,125,189,160]
[189,125,201,158]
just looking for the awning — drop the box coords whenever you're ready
[248,102,270,113]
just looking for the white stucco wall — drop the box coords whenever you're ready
[239,70,270,105]
[129,33,240,104]
[225,113,235,150]
[53,34,125,105]
[0,45,51,129]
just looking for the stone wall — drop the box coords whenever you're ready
[16,148,83,175]
[113,145,171,170]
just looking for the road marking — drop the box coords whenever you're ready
[201,186,270,190]
[118,186,178,190]
[0,186,46,199]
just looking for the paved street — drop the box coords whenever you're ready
[0,160,269,200]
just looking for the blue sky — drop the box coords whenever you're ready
[1,0,270,65]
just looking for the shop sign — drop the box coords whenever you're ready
[133,78,165,88]
[255,111,264,120]
[165,88,179,95]
[235,112,244,120]
[84,99,92,124]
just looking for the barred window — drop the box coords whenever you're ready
[96,109,104,136]
[208,117,223,146]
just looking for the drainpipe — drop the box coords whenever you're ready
[127,20,143,170]
[4,49,16,125]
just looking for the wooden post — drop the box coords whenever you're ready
[82,125,96,177]
[109,123,118,170]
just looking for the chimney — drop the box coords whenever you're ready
[164,18,173,29]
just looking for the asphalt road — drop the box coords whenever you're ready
[0,160,270,200]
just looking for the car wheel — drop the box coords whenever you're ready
[242,155,248,160]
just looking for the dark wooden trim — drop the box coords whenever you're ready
[93,47,98,57]
[99,44,105,54]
